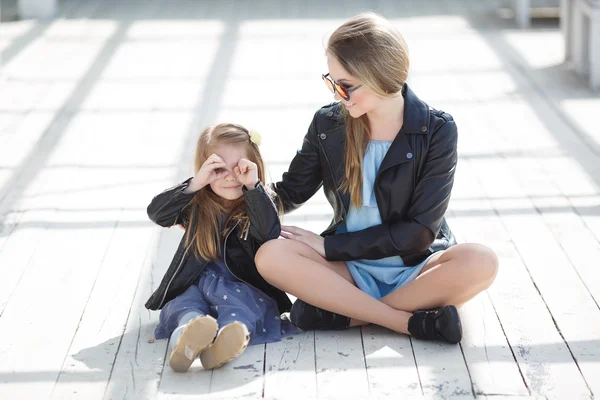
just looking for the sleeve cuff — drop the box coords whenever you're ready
[178,177,197,193]
[242,180,261,191]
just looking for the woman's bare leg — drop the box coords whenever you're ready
[257,239,498,333]
[255,239,412,334]
[275,240,370,327]
[380,243,499,312]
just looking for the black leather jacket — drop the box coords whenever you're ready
[273,84,457,266]
[144,179,292,313]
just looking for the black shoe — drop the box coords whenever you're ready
[289,299,351,331]
[408,305,462,344]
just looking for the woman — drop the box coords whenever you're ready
[255,12,498,344]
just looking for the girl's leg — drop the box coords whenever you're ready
[255,239,412,334]
[162,285,217,372]
[200,321,250,370]
[170,315,218,372]
[157,284,212,340]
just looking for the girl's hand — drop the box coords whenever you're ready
[188,154,229,191]
[233,158,259,189]
[280,225,326,257]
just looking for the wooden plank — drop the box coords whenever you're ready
[411,336,473,398]
[475,396,546,399]
[0,209,49,317]
[362,325,421,397]
[451,153,585,399]
[50,209,157,400]
[314,328,370,399]
[263,331,318,399]
[207,343,265,398]
[0,155,118,400]
[462,148,589,395]
[447,151,529,397]
[484,104,600,398]
[459,290,529,397]
[0,112,58,202]
[450,199,529,398]
[101,226,176,400]
[446,205,529,399]
[488,122,600,400]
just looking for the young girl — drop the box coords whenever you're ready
[145,123,296,372]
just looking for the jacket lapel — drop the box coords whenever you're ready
[378,129,414,175]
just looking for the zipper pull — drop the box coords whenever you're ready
[239,219,250,241]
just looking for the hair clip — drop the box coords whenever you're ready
[248,130,262,146]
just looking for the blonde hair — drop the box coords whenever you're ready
[327,12,410,207]
[184,123,273,262]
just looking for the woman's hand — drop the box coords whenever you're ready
[233,158,259,189]
[280,225,326,257]
[188,154,229,192]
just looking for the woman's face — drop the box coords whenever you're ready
[326,54,382,118]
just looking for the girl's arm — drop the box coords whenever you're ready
[148,154,229,228]
[324,117,458,261]
[243,182,281,244]
[146,178,196,227]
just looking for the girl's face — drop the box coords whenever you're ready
[326,54,382,118]
[209,143,249,201]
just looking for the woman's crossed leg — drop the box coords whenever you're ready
[255,239,498,337]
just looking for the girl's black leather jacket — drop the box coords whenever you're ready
[144,180,292,313]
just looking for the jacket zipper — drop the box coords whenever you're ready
[158,220,252,308]
[222,220,251,285]
[318,137,347,235]
[158,243,191,308]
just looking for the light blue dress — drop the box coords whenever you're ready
[336,140,437,300]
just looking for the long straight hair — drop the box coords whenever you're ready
[327,12,410,207]
[184,123,273,261]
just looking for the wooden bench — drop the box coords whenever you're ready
[570,0,600,89]
[508,0,561,28]
[18,0,56,19]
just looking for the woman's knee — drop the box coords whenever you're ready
[452,243,499,285]
[254,239,289,277]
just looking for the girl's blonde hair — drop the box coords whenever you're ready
[185,123,272,261]
[327,12,410,207]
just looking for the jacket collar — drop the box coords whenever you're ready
[377,84,430,173]
[402,83,430,135]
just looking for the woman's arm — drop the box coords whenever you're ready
[146,178,196,227]
[324,118,458,261]
[243,182,281,244]
[271,110,324,213]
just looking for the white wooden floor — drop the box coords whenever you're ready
[1,0,599,399]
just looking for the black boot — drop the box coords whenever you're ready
[289,299,351,331]
[408,305,462,344]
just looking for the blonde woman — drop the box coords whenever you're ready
[255,13,498,344]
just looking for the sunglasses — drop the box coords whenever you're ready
[322,73,362,101]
